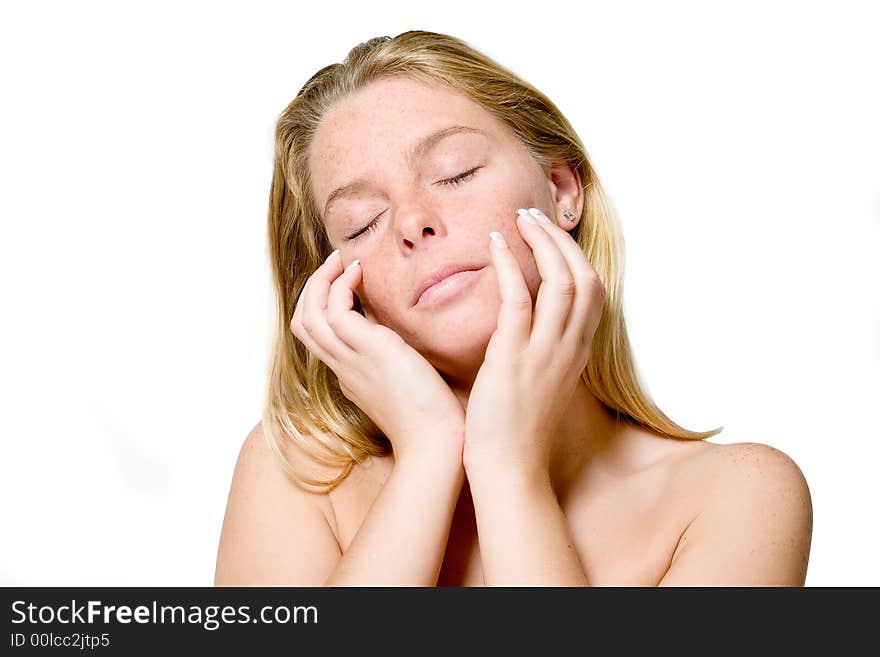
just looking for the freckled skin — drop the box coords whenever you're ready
[308,76,557,388]
[218,81,814,586]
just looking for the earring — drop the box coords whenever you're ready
[563,208,576,221]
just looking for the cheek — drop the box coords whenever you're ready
[496,206,544,301]
[356,273,399,324]
[509,239,542,300]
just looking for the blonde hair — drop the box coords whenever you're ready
[262,30,723,492]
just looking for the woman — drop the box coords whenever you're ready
[214,31,813,586]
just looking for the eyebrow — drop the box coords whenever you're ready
[322,125,490,217]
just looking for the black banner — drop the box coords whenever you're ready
[1,587,874,652]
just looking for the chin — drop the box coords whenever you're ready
[374,282,502,378]
[411,308,497,378]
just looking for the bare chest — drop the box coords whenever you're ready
[442,478,695,586]
[330,457,701,587]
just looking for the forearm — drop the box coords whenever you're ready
[468,468,590,586]
[325,450,464,586]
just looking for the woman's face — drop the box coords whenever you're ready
[309,75,559,386]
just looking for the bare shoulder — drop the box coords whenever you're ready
[680,440,811,496]
[669,440,812,520]
[236,421,342,503]
[214,421,348,586]
[659,440,814,585]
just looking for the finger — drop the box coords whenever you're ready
[516,208,576,341]
[326,258,381,350]
[298,249,357,359]
[290,277,339,367]
[487,229,532,349]
[527,207,606,347]
[291,276,307,334]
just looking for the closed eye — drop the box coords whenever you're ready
[345,167,482,241]
[438,166,480,187]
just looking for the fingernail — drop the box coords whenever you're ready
[326,249,339,262]
[528,208,551,224]
[489,231,508,248]
[345,258,360,271]
[518,208,538,224]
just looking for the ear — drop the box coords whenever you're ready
[544,161,584,228]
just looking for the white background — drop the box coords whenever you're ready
[1,0,877,586]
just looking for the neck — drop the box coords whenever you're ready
[449,375,624,496]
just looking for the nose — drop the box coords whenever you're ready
[403,224,437,248]
[396,204,443,249]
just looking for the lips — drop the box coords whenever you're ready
[412,262,485,306]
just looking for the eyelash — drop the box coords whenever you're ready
[346,167,480,241]
[441,166,479,188]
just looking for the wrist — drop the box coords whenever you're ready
[393,440,464,477]
[464,457,551,493]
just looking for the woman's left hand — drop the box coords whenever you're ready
[463,207,606,481]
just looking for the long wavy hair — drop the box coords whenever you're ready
[262,30,723,492]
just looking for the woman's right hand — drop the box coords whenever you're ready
[290,250,465,469]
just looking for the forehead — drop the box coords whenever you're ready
[309,76,514,202]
